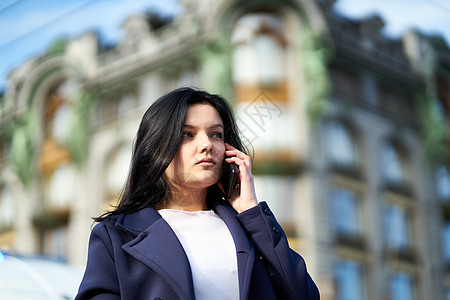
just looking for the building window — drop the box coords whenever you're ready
[389,272,416,300]
[437,165,450,201]
[41,226,68,258]
[96,97,117,126]
[382,141,408,187]
[362,72,377,105]
[334,259,367,300]
[232,12,295,155]
[433,98,447,122]
[117,94,137,119]
[52,102,72,145]
[331,188,363,238]
[232,12,287,103]
[379,87,414,121]
[330,68,362,101]
[44,81,72,143]
[36,81,75,260]
[325,121,359,169]
[442,222,450,265]
[47,163,76,208]
[384,204,413,252]
[253,176,295,232]
[40,82,72,175]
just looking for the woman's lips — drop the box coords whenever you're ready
[196,158,216,167]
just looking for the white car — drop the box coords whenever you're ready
[0,250,84,300]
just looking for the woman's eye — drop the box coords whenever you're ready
[211,132,223,139]
[182,132,193,138]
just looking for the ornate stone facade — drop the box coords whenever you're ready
[0,0,449,299]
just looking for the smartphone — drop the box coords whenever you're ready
[221,160,240,199]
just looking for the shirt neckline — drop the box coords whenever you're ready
[158,208,215,215]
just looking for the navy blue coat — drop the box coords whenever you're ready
[75,201,319,299]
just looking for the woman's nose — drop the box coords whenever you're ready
[199,135,213,153]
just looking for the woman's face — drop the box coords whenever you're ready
[165,103,225,190]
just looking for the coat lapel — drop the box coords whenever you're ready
[115,202,256,300]
[117,208,195,300]
[213,201,256,300]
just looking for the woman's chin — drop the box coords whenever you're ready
[190,175,220,189]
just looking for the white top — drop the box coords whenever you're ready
[158,209,239,300]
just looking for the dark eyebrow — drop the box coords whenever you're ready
[209,124,224,130]
[183,124,224,130]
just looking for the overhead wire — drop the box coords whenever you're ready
[0,0,96,50]
[0,0,22,15]
[429,0,450,12]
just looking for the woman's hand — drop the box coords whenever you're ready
[218,143,258,213]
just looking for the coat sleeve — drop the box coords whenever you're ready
[75,222,121,300]
[236,201,320,300]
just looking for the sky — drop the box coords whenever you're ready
[333,0,450,41]
[0,0,449,93]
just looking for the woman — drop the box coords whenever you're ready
[76,87,319,299]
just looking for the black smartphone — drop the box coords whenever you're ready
[221,160,240,199]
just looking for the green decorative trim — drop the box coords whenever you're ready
[4,67,62,187]
[4,88,94,187]
[65,90,94,168]
[418,86,446,166]
[416,46,446,166]
[46,37,67,56]
[7,107,39,187]
[300,26,332,128]
[253,160,302,175]
[193,34,233,101]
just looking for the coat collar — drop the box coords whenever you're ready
[116,200,255,300]
[118,207,196,299]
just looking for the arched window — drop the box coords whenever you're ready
[232,12,287,102]
[325,120,359,168]
[47,163,76,208]
[44,81,72,144]
[36,81,76,259]
[40,81,72,175]
[382,141,408,186]
[232,12,294,154]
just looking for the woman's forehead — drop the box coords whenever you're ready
[184,104,223,126]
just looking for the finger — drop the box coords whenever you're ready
[225,148,249,160]
[225,157,251,178]
[225,156,244,166]
[225,151,251,167]
[225,144,250,159]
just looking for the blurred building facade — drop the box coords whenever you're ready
[1,0,450,299]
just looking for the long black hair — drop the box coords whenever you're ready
[95,87,248,221]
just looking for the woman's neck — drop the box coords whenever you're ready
[158,186,208,211]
